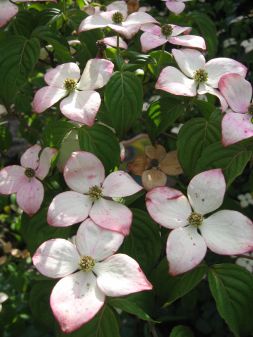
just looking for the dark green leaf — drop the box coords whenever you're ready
[170,325,195,337]
[0,124,12,151]
[42,120,75,148]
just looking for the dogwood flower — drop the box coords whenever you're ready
[146,169,253,275]
[218,73,253,146]
[32,59,114,126]
[33,218,152,332]
[79,0,157,39]
[0,293,8,312]
[156,48,247,111]
[162,0,191,14]
[0,145,57,215]
[47,151,142,235]
[141,24,206,52]
[0,0,56,28]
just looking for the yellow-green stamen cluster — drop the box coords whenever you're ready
[161,24,173,37]
[188,212,203,227]
[79,256,95,272]
[25,168,36,178]
[64,78,77,93]
[112,11,124,24]
[193,69,208,84]
[89,185,103,201]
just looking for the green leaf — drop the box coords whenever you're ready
[42,120,75,148]
[152,259,207,305]
[59,306,120,337]
[104,71,143,137]
[119,208,161,273]
[196,142,252,186]
[20,208,71,254]
[148,50,173,77]
[0,124,12,151]
[208,263,253,337]
[78,123,120,174]
[177,112,221,177]
[0,35,40,104]
[109,298,154,322]
[170,325,195,337]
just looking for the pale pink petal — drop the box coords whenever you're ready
[171,25,191,36]
[78,12,112,32]
[140,32,167,52]
[50,271,105,333]
[90,198,132,235]
[166,226,207,275]
[125,12,158,26]
[21,144,41,170]
[16,178,44,215]
[146,187,192,229]
[187,169,226,215]
[64,151,105,194]
[78,59,114,91]
[218,73,252,113]
[222,112,253,146]
[108,23,140,39]
[102,36,128,49]
[36,147,57,180]
[165,1,185,14]
[32,86,67,114]
[172,48,206,78]
[76,218,124,261]
[0,0,18,27]
[198,84,228,111]
[155,66,197,96]
[44,63,80,87]
[32,239,79,278]
[60,91,101,126]
[141,24,161,35]
[168,35,206,50]
[107,1,128,17]
[47,191,92,227]
[205,58,247,88]
[102,171,142,198]
[0,166,25,194]
[201,210,253,254]
[94,254,152,296]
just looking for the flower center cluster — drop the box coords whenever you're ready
[88,185,103,201]
[150,159,159,168]
[112,11,124,24]
[100,5,107,11]
[79,256,95,272]
[188,212,203,227]
[64,78,77,93]
[96,40,107,52]
[24,168,36,178]
[161,24,173,37]
[193,69,208,84]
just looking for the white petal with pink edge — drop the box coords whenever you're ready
[32,239,79,278]
[141,32,167,52]
[90,198,132,235]
[0,0,18,28]
[146,187,192,229]
[76,219,124,261]
[172,48,206,78]
[47,191,92,227]
[165,1,185,14]
[44,63,80,87]
[108,23,141,39]
[125,12,158,26]
[198,84,228,111]
[50,271,105,333]
[78,59,114,91]
[79,12,112,32]
[187,169,226,215]
[0,165,25,194]
[64,151,105,194]
[102,36,128,49]
[60,90,101,126]
[107,1,128,16]
[171,25,191,36]
[218,73,252,113]
[94,254,152,296]
[32,86,67,114]
[205,58,247,88]
[16,178,44,215]
[102,171,142,198]
[201,210,253,255]
[166,226,207,275]
[222,112,253,146]
[36,147,57,180]
[168,35,206,50]
[21,144,41,170]
[155,66,197,96]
